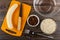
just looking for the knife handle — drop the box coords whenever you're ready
[17,17,21,30]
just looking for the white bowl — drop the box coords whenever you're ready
[27,15,40,27]
[40,18,57,34]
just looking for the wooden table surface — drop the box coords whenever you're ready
[0,0,60,40]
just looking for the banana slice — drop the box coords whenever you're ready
[6,4,18,29]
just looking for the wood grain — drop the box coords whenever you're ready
[0,0,60,40]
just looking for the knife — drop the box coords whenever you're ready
[17,3,22,30]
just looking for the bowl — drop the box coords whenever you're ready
[33,0,60,17]
[40,18,57,34]
[27,15,40,27]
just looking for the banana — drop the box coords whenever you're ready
[6,4,18,29]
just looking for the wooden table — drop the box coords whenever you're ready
[0,0,60,40]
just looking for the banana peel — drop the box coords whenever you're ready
[1,0,31,37]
